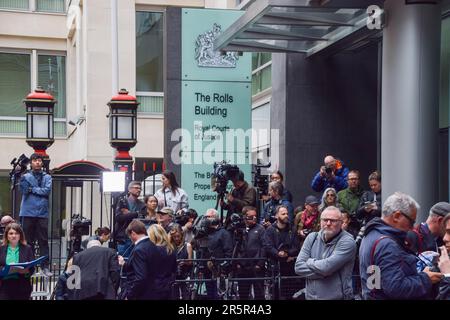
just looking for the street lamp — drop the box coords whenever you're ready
[107,88,139,183]
[23,86,56,172]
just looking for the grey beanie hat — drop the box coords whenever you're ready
[429,202,450,217]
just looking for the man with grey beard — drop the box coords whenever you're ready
[295,206,356,300]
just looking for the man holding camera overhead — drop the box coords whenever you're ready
[311,155,349,193]
[19,153,52,276]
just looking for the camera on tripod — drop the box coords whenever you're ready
[211,161,240,195]
[9,154,30,188]
[174,209,198,227]
[193,215,217,240]
[70,214,91,237]
[252,160,271,198]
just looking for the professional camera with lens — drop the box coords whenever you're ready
[71,214,92,237]
[9,154,30,187]
[211,161,240,195]
[229,213,245,231]
[175,209,198,227]
[325,165,333,175]
[193,215,218,240]
[252,160,271,198]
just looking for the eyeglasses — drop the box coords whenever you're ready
[347,178,359,181]
[326,194,336,198]
[321,218,342,224]
[399,211,415,227]
[245,216,256,220]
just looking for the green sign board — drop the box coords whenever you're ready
[180,8,252,216]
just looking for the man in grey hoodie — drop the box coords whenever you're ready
[295,206,356,300]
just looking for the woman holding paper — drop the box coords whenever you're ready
[0,223,35,300]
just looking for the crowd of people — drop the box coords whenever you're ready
[1,153,450,300]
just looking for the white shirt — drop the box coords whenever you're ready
[154,187,189,213]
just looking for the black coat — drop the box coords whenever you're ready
[263,223,300,260]
[207,227,233,259]
[124,237,158,300]
[152,246,177,299]
[238,224,266,268]
[0,243,35,300]
[114,196,146,243]
[70,246,120,300]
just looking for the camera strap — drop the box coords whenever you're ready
[163,188,168,207]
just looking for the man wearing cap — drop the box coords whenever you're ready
[19,153,52,276]
[294,195,321,240]
[406,201,450,254]
[157,207,175,233]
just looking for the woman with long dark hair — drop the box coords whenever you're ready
[139,195,158,227]
[0,223,35,300]
[155,170,189,214]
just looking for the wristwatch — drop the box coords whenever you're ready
[28,187,33,193]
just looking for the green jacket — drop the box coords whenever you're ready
[337,186,364,215]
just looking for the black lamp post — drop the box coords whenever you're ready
[23,86,56,172]
[107,88,139,184]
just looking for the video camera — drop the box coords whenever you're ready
[174,209,198,227]
[211,161,240,195]
[193,215,218,240]
[9,154,30,188]
[252,160,271,197]
[71,214,92,237]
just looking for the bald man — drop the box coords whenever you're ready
[311,155,349,193]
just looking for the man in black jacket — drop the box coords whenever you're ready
[70,240,120,300]
[119,219,158,300]
[114,181,146,257]
[264,205,301,300]
[198,208,233,299]
[235,206,266,300]
[220,170,257,226]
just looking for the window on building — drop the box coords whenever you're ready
[0,51,66,136]
[136,11,164,114]
[38,55,66,118]
[0,52,30,117]
[0,0,65,12]
[252,53,272,96]
[36,0,65,12]
[0,0,28,10]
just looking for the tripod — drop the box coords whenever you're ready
[215,192,226,225]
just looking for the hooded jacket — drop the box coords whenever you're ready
[359,217,432,300]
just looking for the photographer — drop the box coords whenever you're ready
[156,207,175,233]
[19,153,52,276]
[261,181,294,228]
[356,171,382,224]
[114,181,146,257]
[194,209,233,300]
[235,206,266,300]
[311,155,349,193]
[220,170,257,226]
